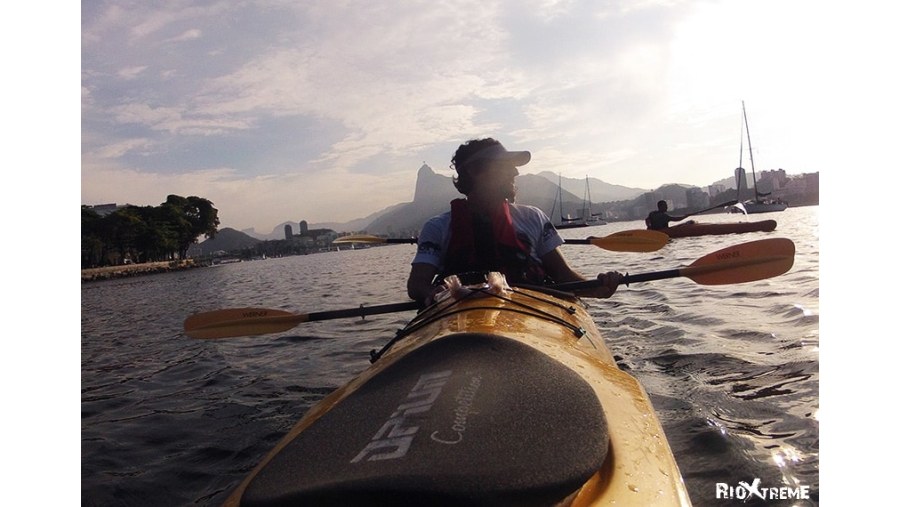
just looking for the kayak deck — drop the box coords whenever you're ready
[224,286,691,506]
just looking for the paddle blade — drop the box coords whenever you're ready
[590,230,669,252]
[332,235,416,245]
[184,308,308,339]
[682,237,795,285]
[332,235,387,244]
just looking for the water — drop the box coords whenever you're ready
[82,207,819,506]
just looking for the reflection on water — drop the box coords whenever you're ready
[82,206,818,506]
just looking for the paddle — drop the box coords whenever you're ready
[562,230,669,252]
[332,235,417,245]
[552,237,794,291]
[184,302,420,340]
[184,238,793,339]
[333,229,670,253]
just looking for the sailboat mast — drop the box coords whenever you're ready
[583,176,589,219]
[735,112,745,200]
[741,100,760,201]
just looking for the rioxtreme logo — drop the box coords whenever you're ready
[716,478,811,501]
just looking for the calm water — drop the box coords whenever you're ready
[82,207,819,506]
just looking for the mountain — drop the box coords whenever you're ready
[240,204,406,240]
[241,223,293,241]
[235,164,649,236]
[362,164,649,235]
[536,171,649,203]
[187,227,261,256]
[362,164,568,235]
[363,164,456,236]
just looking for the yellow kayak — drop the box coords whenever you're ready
[222,283,691,506]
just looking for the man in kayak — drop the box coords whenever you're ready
[406,137,622,304]
[645,200,694,230]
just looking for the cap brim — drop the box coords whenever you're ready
[505,150,531,166]
[467,144,531,167]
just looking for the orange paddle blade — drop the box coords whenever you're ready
[184,308,309,339]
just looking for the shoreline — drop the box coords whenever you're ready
[81,260,201,282]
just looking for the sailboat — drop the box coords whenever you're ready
[550,173,588,229]
[583,176,607,226]
[732,101,787,214]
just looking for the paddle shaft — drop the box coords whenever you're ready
[305,301,420,321]
[347,238,636,245]
[552,269,679,291]
[681,200,739,219]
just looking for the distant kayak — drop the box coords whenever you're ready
[658,219,777,239]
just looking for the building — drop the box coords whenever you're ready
[87,203,129,217]
[686,187,710,209]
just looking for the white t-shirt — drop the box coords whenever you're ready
[411,203,564,272]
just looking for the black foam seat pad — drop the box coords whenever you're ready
[242,333,609,506]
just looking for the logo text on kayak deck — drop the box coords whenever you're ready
[716,478,810,501]
[350,370,452,463]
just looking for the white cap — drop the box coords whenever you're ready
[463,143,531,169]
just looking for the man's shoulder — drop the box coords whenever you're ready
[509,203,545,216]
[424,210,451,224]
[420,210,451,236]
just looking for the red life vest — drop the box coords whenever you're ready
[442,199,547,284]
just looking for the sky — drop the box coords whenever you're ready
[78,0,894,235]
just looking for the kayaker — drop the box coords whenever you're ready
[645,200,695,230]
[406,137,622,304]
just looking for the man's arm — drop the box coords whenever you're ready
[407,262,440,303]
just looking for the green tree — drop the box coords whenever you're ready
[81,206,105,267]
[163,195,220,258]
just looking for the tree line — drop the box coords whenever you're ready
[82,195,220,268]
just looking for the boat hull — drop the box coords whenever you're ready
[660,219,776,238]
[556,222,590,229]
[223,287,691,506]
[742,202,788,214]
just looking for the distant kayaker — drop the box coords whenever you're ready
[645,200,694,230]
[406,137,622,304]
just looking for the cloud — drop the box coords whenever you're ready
[117,66,148,80]
[166,28,202,43]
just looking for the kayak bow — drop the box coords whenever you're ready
[222,285,692,506]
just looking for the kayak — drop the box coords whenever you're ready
[658,219,776,239]
[222,281,692,506]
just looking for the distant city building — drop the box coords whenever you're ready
[284,224,293,240]
[686,187,710,209]
[734,167,749,191]
[757,169,788,193]
[300,220,309,236]
[87,203,128,217]
[707,183,727,197]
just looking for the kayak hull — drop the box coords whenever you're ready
[223,287,691,506]
[660,219,776,238]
